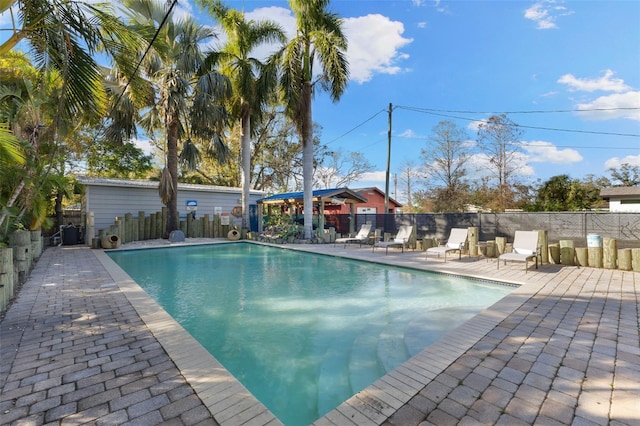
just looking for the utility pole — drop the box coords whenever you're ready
[385,103,392,214]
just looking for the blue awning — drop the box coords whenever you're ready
[257,188,367,204]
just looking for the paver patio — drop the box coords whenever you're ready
[1,240,638,425]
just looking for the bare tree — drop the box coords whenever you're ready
[608,163,640,187]
[396,160,423,212]
[476,114,524,211]
[314,148,373,189]
[421,120,471,212]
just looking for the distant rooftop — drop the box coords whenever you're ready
[600,186,640,199]
[77,176,265,195]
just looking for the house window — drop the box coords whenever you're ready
[620,199,640,204]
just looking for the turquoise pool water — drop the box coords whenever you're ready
[108,243,512,425]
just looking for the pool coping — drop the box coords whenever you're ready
[95,241,538,426]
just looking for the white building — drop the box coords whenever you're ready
[78,176,265,238]
[600,187,640,212]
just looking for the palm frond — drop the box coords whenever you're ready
[158,166,174,205]
[0,124,25,167]
[179,138,201,171]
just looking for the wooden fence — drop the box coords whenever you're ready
[90,207,241,248]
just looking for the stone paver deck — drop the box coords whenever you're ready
[1,240,638,426]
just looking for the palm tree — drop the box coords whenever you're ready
[278,0,349,239]
[0,0,144,232]
[1,0,143,127]
[117,0,231,237]
[197,0,286,229]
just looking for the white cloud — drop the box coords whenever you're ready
[132,138,155,156]
[557,71,639,121]
[604,154,640,170]
[467,120,485,132]
[343,14,413,83]
[228,7,297,59]
[521,141,583,163]
[524,0,573,30]
[575,91,640,121]
[349,170,387,191]
[171,1,194,22]
[246,7,296,36]
[398,129,419,138]
[242,8,412,84]
[558,69,631,93]
[467,152,535,179]
[432,0,449,14]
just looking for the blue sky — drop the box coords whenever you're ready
[216,0,640,196]
[3,0,638,199]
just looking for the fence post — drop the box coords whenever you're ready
[138,211,145,240]
[1,247,14,312]
[603,238,617,269]
[632,248,640,272]
[618,249,632,271]
[575,247,588,267]
[559,240,575,266]
[468,227,478,257]
[86,211,95,246]
[536,230,549,264]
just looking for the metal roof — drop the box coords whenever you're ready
[600,186,640,199]
[257,188,368,204]
[77,176,265,195]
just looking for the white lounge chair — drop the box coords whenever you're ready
[498,230,540,272]
[373,225,413,254]
[426,228,468,262]
[334,224,372,248]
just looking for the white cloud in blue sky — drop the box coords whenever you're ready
[558,70,631,93]
[524,0,573,30]
[522,141,583,164]
[343,14,413,83]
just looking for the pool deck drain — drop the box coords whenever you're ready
[0,239,638,425]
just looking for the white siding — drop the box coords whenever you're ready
[84,181,263,237]
[608,199,640,212]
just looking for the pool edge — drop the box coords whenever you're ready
[94,249,283,426]
[95,243,531,426]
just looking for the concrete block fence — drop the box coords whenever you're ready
[0,230,43,313]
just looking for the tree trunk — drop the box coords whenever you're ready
[165,119,180,238]
[55,191,63,230]
[302,82,314,240]
[241,113,251,230]
[0,180,25,230]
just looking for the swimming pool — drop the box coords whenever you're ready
[108,243,513,425]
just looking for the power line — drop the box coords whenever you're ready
[397,106,640,138]
[112,0,179,109]
[396,105,640,115]
[325,109,387,145]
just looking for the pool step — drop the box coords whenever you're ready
[348,322,386,394]
[377,318,411,373]
[404,306,487,356]
[404,312,446,357]
[316,330,361,419]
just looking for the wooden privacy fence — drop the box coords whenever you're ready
[1,230,44,313]
[90,207,241,248]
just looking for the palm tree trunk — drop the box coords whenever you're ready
[241,113,251,230]
[0,180,25,230]
[165,120,180,237]
[302,82,314,240]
